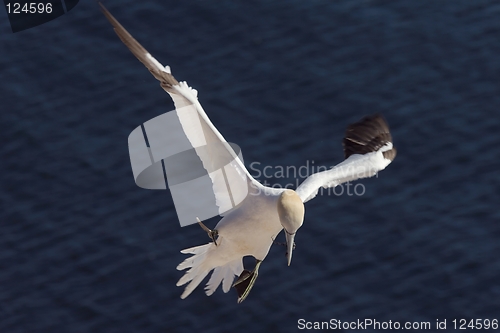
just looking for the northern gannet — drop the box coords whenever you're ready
[100,3,397,303]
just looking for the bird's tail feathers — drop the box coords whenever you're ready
[205,258,243,296]
[176,243,243,299]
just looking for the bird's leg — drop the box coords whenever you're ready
[274,241,297,250]
[273,237,297,260]
[285,242,296,259]
[196,217,218,246]
[271,236,296,250]
[232,259,262,303]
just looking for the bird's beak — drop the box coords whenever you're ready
[285,230,295,266]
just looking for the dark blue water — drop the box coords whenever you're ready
[1,1,499,332]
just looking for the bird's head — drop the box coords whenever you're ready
[277,189,305,266]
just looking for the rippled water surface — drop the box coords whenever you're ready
[1,1,500,332]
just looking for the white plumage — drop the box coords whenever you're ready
[101,3,397,302]
[296,142,394,202]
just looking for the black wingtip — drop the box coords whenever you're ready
[342,114,395,160]
[382,147,397,161]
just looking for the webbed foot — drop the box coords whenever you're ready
[232,260,262,303]
[197,217,219,246]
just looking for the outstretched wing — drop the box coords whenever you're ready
[296,114,396,203]
[101,3,258,216]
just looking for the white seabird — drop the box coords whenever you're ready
[100,4,397,303]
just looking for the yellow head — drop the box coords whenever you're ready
[277,189,305,266]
